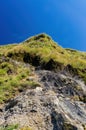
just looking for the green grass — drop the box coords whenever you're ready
[4,33,86,80]
[0,124,18,130]
[5,34,86,68]
[0,58,36,103]
[0,33,86,104]
[0,125,33,130]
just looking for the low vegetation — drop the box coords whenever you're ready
[0,124,18,130]
[0,56,39,104]
[0,125,33,130]
[0,33,86,104]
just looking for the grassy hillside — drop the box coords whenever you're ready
[0,33,86,104]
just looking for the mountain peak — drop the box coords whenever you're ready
[24,33,52,43]
[0,34,86,130]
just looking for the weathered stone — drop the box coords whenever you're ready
[0,69,86,130]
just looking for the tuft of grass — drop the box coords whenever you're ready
[0,125,33,130]
[0,124,18,130]
[0,69,6,76]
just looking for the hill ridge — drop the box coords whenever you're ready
[0,33,86,130]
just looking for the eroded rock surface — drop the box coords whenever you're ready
[0,69,86,130]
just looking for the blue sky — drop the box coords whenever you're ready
[0,0,86,51]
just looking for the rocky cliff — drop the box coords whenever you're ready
[0,34,86,130]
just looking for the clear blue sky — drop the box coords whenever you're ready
[0,0,86,51]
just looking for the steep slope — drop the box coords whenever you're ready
[0,33,86,82]
[0,34,86,130]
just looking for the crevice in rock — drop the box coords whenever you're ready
[51,112,64,130]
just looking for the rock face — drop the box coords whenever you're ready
[0,34,86,130]
[0,69,86,130]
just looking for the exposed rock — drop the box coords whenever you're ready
[0,69,86,130]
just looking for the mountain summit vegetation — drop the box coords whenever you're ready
[0,34,86,130]
[0,33,86,83]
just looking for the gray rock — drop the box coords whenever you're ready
[0,70,86,130]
